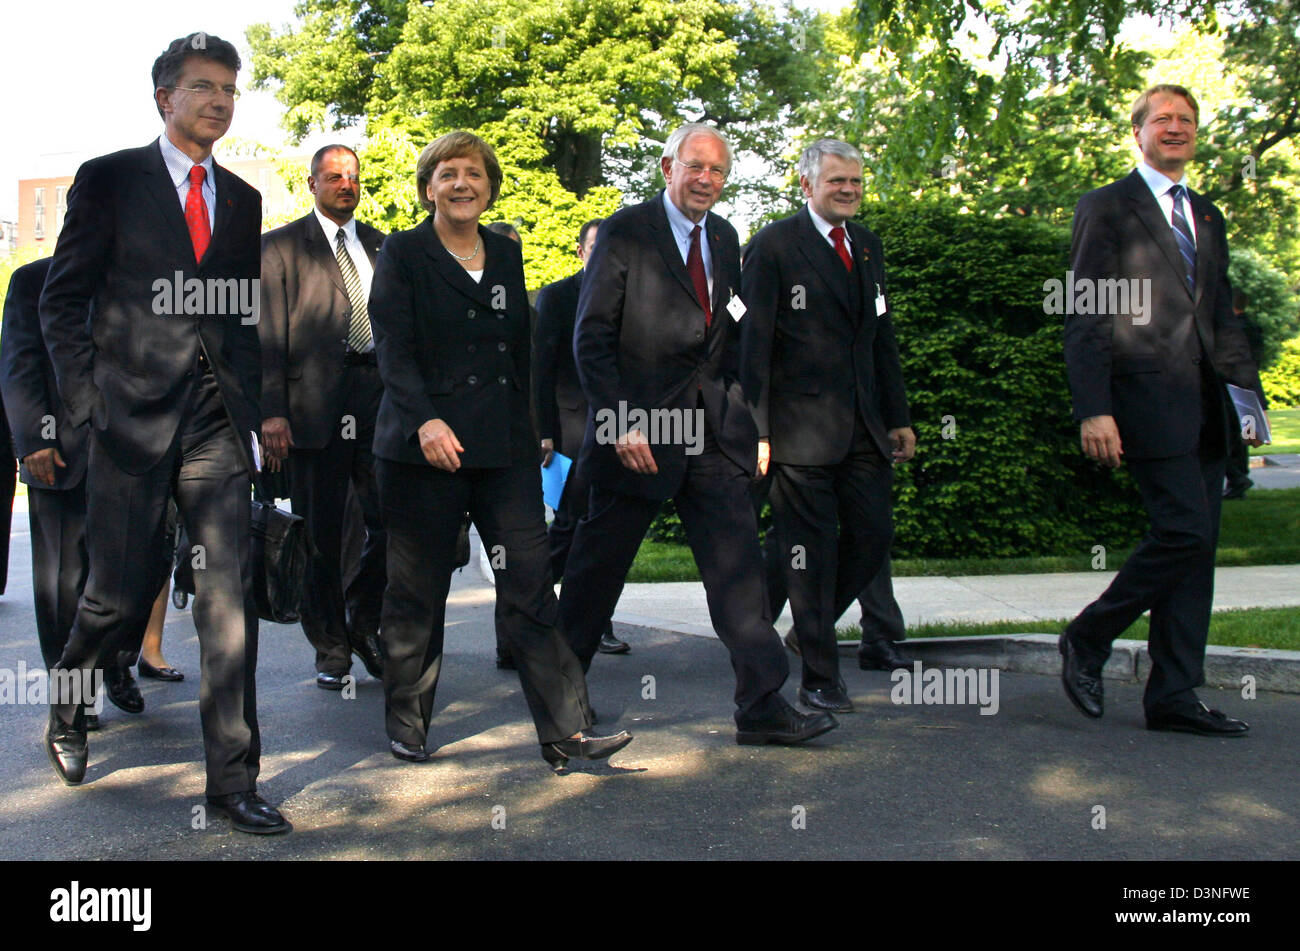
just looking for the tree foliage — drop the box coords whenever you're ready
[248,0,833,284]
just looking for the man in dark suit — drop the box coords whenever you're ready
[2,258,92,686]
[38,33,289,833]
[742,139,914,713]
[260,145,387,690]
[1061,84,1266,737]
[555,123,835,746]
[532,218,629,657]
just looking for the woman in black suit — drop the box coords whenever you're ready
[369,131,632,768]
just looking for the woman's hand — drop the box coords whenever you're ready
[419,418,465,472]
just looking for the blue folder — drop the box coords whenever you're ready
[541,451,573,509]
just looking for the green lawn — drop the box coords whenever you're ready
[834,605,1300,652]
[628,487,1300,581]
[1251,407,1300,454]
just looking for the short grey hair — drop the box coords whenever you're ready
[662,123,734,172]
[798,139,863,185]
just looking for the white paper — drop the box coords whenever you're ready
[727,293,747,321]
[875,284,887,317]
[1226,384,1271,444]
[250,431,263,471]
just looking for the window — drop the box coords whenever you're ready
[34,187,45,240]
[55,185,67,234]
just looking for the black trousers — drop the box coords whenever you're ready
[556,426,789,723]
[289,363,387,675]
[29,482,89,669]
[768,424,894,691]
[1069,448,1227,717]
[51,372,261,797]
[376,458,591,747]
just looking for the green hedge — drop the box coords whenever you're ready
[1262,337,1300,409]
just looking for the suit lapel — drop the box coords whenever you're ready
[1189,190,1213,306]
[140,141,194,264]
[705,213,732,329]
[1123,170,1194,301]
[849,221,877,319]
[795,207,852,317]
[419,219,493,307]
[303,214,346,295]
[649,194,708,312]
[208,162,237,263]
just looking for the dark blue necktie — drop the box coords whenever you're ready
[1168,184,1197,293]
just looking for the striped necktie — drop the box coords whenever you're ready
[1168,184,1197,293]
[336,229,372,352]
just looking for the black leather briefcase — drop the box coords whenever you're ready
[171,483,310,624]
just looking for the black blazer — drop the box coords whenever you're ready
[1063,169,1262,460]
[259,213,386,449]
[574,191,755,500]
[370,218,534,468]
[741,206,910,465]
[532,268,588,457]
[1,257,89,490]
[39,139,263,476]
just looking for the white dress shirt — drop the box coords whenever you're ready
[662,190,713,298]
[1136,161,1197,248]
[159,134,216,233]
[313,208,375,298]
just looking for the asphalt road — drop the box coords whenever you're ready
[1,546,1296,862]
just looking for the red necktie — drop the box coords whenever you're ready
[687,225,712,328]
[830,226,852,272]
[185,165,211,264]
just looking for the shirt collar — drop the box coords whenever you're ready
[158,134,215,192]
[313,207,356,247]
[662,189,706,244]
[1136,161,1188,199]
[806,204,849,243]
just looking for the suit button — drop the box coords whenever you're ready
[694,330,703,340]
[467,309,476,319]
[498,376,508,384]
[497,341,507,352]
[468,344,476,353]
[497,312,505,319]
[1192,356,1202,365]
[468,375,478,386]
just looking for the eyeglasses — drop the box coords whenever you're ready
[173,82,240,100]
[674,159,728,184]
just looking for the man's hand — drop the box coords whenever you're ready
[615,428,658,475]
[419,418,465,472]
[1244,409,1271,449]
[756,438,771,478]
[540,437,555,468]
[888,427,916,463]
[1081,414,1123,467]
[261,416,294,473]
[23,448,66,487]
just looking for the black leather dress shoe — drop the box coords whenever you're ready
[736,697,838,746]
[104,667,144,714]
[783,633,802,656]
[495,650,517,670]
[597,630,631,654]
[138,659,184,682]
[1147,702,1250,737]
[207,791,292,834]
[350,633,385,679]
[45,716,88,785]
[316,671,348,690]
[1059,633,1103,718]
[858,637,909,671]
[390,740,430,762]
[541,730,634,769]
[798,685,854,713]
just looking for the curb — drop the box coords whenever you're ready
[615,622,1300,695]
